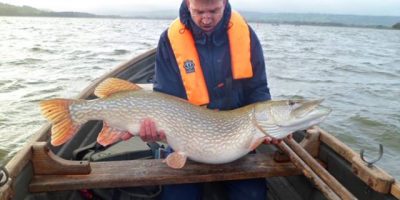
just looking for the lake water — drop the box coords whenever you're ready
[0,17,399,180]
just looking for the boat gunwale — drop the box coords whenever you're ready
[318,127,400,198]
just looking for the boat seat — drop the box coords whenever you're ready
[28,142,302,193]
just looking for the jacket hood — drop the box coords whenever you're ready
[179,0,232,45]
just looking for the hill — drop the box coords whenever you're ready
[0,2,119,18]
[129,10,400,29]
[241,12,400,28]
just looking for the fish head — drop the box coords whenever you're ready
[254,99,331,138]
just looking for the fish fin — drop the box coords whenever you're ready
[120,131,134,141]
[97,122,127,146]
[40,99,80,146]
[249,135,268,151]
[256,121,291,139]
[94,78,142,98]
[163,152,187,169]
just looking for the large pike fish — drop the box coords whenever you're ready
[40,78,331,168]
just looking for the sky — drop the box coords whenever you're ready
[1,0,400,16]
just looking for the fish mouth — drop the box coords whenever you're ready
[303,106,332,125]
[279,99,331,127]
[293,99,324,118]
[254,99,331,139]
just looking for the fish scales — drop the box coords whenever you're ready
[69,90,257,163]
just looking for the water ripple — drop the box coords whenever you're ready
[30,47,56,53]
[8,58,43,65]
[112,49,130,55]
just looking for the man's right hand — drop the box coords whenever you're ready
[139,118,166,142]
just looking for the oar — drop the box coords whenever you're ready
[283,137,357,200]
[276,141,342,200]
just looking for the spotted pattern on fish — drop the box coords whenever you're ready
[42,84,330,165]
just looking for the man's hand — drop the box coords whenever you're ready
[263,134,293,145]
[139,118,166,142]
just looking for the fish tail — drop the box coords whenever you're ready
[40,99,81,146]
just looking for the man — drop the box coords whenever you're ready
[139,0,276,199]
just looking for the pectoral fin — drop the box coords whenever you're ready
[249,134,268,151]
[163,152,187,169]
[97,122,131,146]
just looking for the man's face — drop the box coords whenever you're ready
[187,0,225,33]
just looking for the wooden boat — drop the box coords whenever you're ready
[1,48,399,200]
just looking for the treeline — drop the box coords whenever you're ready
[0,2,120,18]
[0,3,44,16]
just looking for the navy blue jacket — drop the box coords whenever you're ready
[154,2,271,110]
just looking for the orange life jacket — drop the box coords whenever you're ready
[167,11,253,106]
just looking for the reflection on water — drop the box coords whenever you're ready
[0,17,399,179]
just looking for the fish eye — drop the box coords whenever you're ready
[288,100,295,106]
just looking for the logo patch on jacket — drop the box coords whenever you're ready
[184,60,195,73]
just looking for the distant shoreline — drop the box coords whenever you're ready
[1,15,395,30]
[1,2,399,30]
